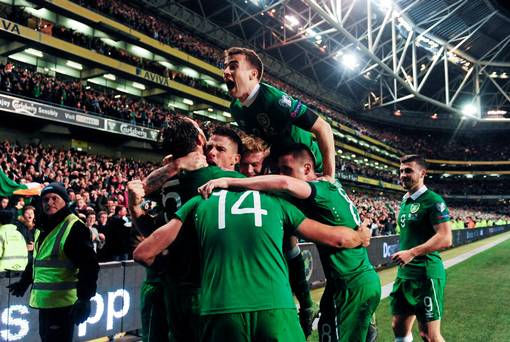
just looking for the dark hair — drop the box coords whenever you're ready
[224,47,264,81]
[0,209,13,225]
[400,154,427,169]
[114,205,125,216]
[212,126,244,155]
[158,115,199,159]
[277,143,315,168]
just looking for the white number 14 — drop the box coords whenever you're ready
[212,190,268,229]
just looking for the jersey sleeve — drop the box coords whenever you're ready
[428,198,451,225]
[268,85,318,130]
[278,197,306,234]
[174,195,201,222]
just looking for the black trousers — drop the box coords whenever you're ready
[38,306,75,342]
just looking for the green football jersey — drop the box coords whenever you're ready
[175,190,306,315]
[159,166,245,286]
[298,180,375,287]
[397,187,450,279]
[230,82,323,172]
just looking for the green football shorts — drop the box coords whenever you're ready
[163,277,201,342]
[318,271,381,342]
[140,279,170,342]
[390,277,445,322]
[200,308,305,342]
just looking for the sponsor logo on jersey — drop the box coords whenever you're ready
[410,203,421,214]
[435,202,446,213]
[290,101,302,118]
[278,95,292,108]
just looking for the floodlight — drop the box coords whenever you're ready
[342,53,360,70]
[462,104,477,117]
[284,15,299,27]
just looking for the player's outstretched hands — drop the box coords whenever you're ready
[176,151,208,172]
[358,219,372,247]
[391,249,416,266]
[127,180,145,208]
[198,178,229,198]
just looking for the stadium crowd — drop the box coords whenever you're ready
[0,61,187,128]
[0,139,157,261]
[0,136,508,267]
[5,1,510,161]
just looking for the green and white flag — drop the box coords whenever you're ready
[0,169,42,197]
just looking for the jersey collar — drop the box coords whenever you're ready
[403,185,428,201]
[241,83,260,107]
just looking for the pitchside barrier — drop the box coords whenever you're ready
[1,225,509,341]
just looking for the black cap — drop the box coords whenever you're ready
[40,182,70,204]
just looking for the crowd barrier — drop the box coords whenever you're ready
[1,225,509,341]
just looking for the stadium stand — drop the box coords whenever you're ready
[1,1,510,341]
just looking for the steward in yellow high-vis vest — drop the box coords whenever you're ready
[8,183,99,342]
[0,209,28,272]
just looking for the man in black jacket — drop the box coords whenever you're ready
[7,182,99,342]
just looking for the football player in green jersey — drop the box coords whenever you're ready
[239,136,319,338]
[239,134,270,177]
[223,47,336,181]
[128,116,244,342]
[134,187,371,342]
[205,125,243,171]
[390,155,452,342]
[198,143,381,342]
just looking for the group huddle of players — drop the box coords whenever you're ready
[127,47,452,342]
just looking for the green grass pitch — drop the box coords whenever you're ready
[308,235,510,342]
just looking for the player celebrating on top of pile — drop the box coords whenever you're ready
[223,47,336,182]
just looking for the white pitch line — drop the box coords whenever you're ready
[380,233,510,299]
[311,233,510,331]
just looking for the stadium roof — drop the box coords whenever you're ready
[148,0,510,120]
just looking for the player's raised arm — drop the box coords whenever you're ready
[392,221,452,266]
[198,175,312,199]
[309,116,335,181]
[134,195,201,266]
[133,218,184,266]
[142,151,207,195]
[127,179,158,237]
[296,218,371,248]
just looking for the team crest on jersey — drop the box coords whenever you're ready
[278,95,292,108]
[435,202,446,212]
[256,113,275,136]
[410,203,421,213]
